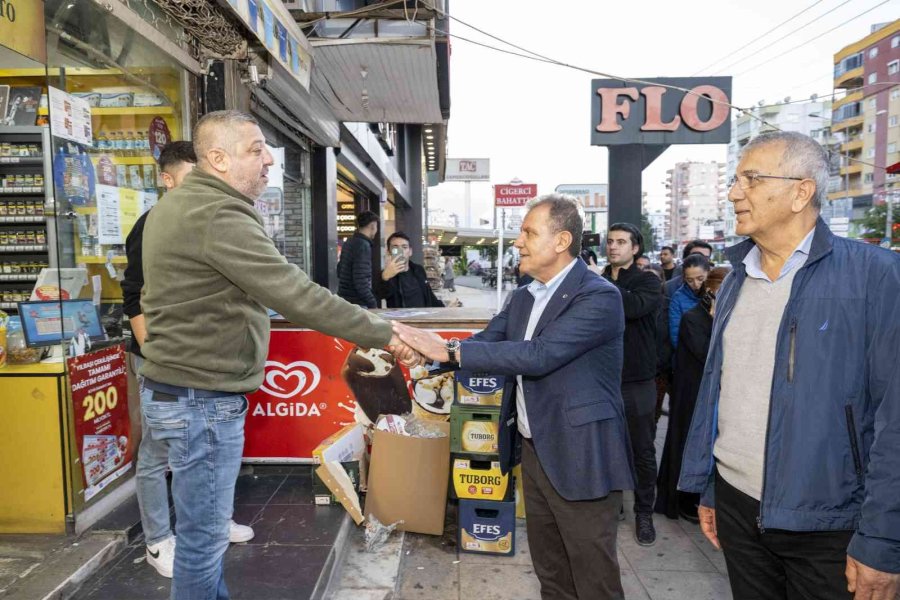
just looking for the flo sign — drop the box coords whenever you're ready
[589,77,732,232]
[591,77,732,144]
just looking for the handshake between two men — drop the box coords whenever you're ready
[386,321,453,368]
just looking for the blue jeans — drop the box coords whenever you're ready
[140,386,248,600]
[134,355,174,546]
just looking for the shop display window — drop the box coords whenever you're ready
[41,1,189,337]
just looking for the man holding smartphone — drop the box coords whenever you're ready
[376,231,448,308]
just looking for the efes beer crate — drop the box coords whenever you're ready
[450,455,511,501]
[458,498,516,556]
[455,371,504,407]
[450,405,500,455]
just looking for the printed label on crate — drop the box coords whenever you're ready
[452,458,509,500]
[461,420,499,453]
[456,371,504,406]
[460,528,514,554]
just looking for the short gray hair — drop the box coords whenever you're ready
[193,110,260,159]
[526,193,585,257]
[742,131,828,210]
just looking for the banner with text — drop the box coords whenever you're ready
[68,345,132,502]
[244,327,474,461]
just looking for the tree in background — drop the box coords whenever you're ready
[858,202,899,245]
[640,213,656,254]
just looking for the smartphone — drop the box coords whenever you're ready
[390,246,408,267]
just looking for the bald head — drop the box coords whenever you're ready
[191,110,273,200]
[193,110,259,162]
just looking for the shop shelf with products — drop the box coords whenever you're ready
[0,126,55,313]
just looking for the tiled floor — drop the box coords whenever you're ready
[72,466,347,600]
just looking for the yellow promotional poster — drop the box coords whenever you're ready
[460,529,513,555]
[0,1,47,65]
[452,458,509,501]
[461,420,498,453]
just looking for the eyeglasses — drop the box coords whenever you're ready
[728,172,804,191]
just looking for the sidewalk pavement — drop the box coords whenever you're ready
[331,407,733,600]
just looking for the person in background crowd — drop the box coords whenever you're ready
[442,256,456,292]
[602,223,664,547]
[679,131,900,600]
[376,231,445,308]
[655,266,730,523]
[664,239,713,299]
[122,142,255,579]
[337,211,379,308]
[140,110,415,600]
[636,255,652,270]
[394,195,634,600]
[647,264,664,282]
[668,254,710,349]
[659,246,677,281]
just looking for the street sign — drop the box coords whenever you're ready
[495,183,537,207]
[445,158,491,181]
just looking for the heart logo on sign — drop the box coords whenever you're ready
[259,361,321,399]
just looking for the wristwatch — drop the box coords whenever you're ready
[445,337,461,364]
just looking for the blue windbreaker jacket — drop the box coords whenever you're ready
[678,218,900,573]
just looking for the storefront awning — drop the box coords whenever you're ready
[310,38,444,124]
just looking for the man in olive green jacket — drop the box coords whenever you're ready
[140,110,408,600]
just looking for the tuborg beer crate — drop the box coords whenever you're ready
[458,498,516,556]
[450,454,512,501]
[450,405,500,456]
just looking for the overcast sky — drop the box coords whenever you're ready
[427,0,899,227]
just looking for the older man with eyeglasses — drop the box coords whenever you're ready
[678,131,900,600]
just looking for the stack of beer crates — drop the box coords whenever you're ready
[450,370,517,556]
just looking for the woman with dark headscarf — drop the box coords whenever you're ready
[655,266,731,522]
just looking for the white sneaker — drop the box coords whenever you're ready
[229,520,254,543]
[146,536,175,578]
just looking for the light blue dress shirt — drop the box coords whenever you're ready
[742,227,815,282]
[515,258,579,438]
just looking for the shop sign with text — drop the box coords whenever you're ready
[68,345,132,502]
[445,158,491,182]
[0,0,46,64]
[591,77,731,145]
[495,183,537,207]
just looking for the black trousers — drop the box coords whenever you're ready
[521,438,623,600]
[716,471,853,600]
[622,379,658,514]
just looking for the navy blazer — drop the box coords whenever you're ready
[461,259,635,501]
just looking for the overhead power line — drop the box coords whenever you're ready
[691,0,827,76]
[734,0,893,76]
[713,0,854,75]
[418,0,890,171]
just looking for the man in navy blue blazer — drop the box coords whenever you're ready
[394,194,634,600]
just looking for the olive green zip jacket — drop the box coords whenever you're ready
[140,169,392,393]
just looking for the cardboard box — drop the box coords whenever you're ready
[312,461,359,506]
[364,421,450,535]
[451,455,511,501]
[315,462,364,524]
[312,422,368,490]
[458,498,516,556]
[451,406,500,455]
[312,423,366,465]
[455,371,504,407]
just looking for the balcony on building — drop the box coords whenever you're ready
[834,52,864,89]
